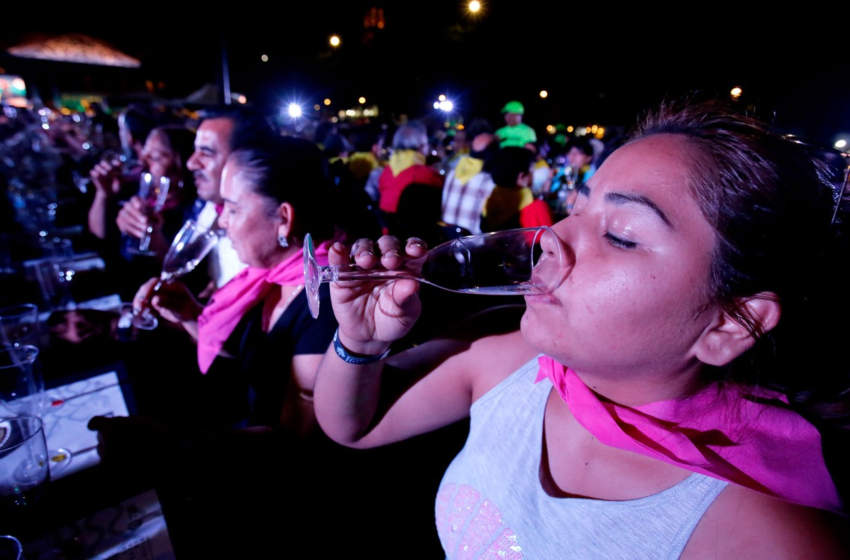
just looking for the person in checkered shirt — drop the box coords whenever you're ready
[440,132,499,234]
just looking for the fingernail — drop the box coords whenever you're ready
[383,250,401,258]
[409,243,425,250]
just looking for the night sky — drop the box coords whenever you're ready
[2,2,848,147]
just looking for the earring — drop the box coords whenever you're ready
[278,234,289,248]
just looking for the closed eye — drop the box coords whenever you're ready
[604,232,637,249]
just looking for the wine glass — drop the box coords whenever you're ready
[304,226,565,319]
[0,415,50,516]
[127,172,171,255]
[0,346,72,475]
[131,219,222,330]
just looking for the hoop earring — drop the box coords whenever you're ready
[278,234,289,248]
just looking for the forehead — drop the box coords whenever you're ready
[144,131,169,150]
[589,134,702,225]
[220,160,249,196]
[196,118,234,150]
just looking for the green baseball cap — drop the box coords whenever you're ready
[501,101,525,115]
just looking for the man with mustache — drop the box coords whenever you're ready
[186,105,278,291]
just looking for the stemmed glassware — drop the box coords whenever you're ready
[128,172,171,255]
[303,226,565,319]
[0,345,72,475]
[131,219,222,330]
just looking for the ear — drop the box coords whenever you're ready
[276,202,294,240]
[693,292,781,367]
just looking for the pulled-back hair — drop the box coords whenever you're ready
[225,136,336,245]
[629,97,850,425]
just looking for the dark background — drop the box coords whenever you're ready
[2,2,848,146]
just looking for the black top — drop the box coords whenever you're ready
[221,282,337,427]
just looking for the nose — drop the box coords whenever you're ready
[536,225,573,292]
[186,152,200,171]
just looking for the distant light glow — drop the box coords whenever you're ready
[438,94,446,101]
[438,100,454,112]
[324,98,331,106]
[433,102,440,109]
[539,90,548,98]
[288,103,303,118]
[314,104,321,111]
[358,97,366,104]
[330,35,341,47]
[546,125,555,134]
[261,54,269,62]
[469,1,481,12]
[237,95,247,104]
[835,139,847,149]
[730,86,742,98]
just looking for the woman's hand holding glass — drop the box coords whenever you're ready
[327,236,426,354]
[133,277,203,327]
[116,196,164,247]
[89,154,125,196]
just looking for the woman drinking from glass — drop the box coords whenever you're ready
[313,97,850,558]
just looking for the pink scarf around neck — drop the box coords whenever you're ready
[196,241,330,374]
[535,355,842,512]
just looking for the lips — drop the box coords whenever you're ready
[525,292,559,305]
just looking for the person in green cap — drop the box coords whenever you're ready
[494,100,537,149]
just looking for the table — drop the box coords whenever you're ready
[1,251,480,558]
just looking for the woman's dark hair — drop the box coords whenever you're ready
[120,105,156,146]
[151,125,195,172]
[147,125,197,195]
[629,96,850,425]
[489,146,535,187]
[226,136,336,244]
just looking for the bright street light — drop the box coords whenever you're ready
[288,103,303,118]
[330,35,341,47]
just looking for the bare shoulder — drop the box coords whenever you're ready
[684,483,850,559]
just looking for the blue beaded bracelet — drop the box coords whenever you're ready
[333,328,391,365]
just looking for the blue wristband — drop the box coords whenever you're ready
[333,328,391,365]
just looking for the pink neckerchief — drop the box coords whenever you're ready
[196,241,330,374]
[535,355,842,512]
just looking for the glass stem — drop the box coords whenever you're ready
[322,264,419,283]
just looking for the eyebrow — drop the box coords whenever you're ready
[580,183,673,227]
[605,191,672,227]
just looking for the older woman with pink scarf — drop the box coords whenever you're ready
[134,136,338,434]
[88,135,346,557]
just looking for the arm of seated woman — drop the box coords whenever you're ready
[315,304,536,449]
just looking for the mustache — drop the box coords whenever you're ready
[193,170,207,182]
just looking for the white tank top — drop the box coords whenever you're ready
[435,356,728,559]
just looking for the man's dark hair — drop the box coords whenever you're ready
[197,104,278,152]
[490,146,535,187]
[567,136,594,158]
